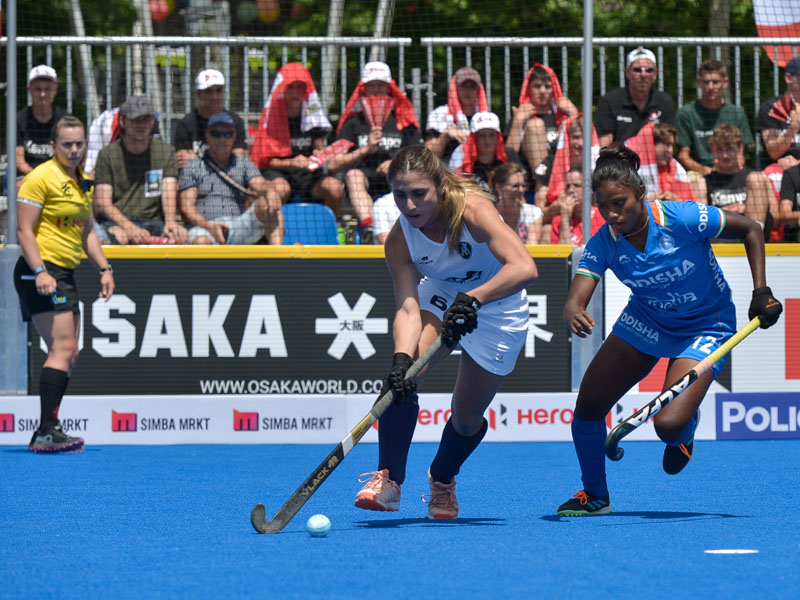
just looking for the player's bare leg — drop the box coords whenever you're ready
[655,357,714,474]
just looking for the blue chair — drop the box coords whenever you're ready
[282,203,340,245]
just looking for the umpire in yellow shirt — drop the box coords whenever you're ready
[14,115,115,453]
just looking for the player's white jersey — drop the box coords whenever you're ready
[398,214,502,298]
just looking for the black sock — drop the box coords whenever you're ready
[39,367,69,430]
[377,393,419,485]
[429,417,488,484]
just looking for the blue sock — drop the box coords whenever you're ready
[571,416,609,498]
[377,393,419,485]
[429,418,488,484]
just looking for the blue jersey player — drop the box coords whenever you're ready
[557,147,783,516]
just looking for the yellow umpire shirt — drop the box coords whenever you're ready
[17,158,92,270]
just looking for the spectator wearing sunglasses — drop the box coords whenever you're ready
[595,47,675,148]
[179,112,283,245]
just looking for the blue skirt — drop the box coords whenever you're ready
[610,299,737,377]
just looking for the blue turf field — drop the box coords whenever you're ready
[1,441,799,599]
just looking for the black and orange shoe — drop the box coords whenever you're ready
[663,410,700,475]
[557,490,611,516]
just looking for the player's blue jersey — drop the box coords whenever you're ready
[576,200,732,321]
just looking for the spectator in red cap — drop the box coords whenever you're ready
[424,66,489,163]
[506,64,577,177]
[173,68,248,169]
[328,61,420,244]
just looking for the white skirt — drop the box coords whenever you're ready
[417,278,529,376]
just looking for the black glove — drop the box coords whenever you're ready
[381,352,417,404]
[442,292,481,349]
[748,286,783,329]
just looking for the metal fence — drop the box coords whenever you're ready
[11,36,413,142]
[8,35,800,142]
[420,37,800,130]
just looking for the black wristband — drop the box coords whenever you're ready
[392,352,414,369]
[752,286,772,298]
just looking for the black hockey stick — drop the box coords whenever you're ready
[251,336,444,533]
[605,316,761,461]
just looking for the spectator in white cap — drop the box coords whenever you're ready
[424,66,489,163]
[16,65,67,189]
[173,68,248,169]
[328,61,420,244]
[595,46,675,147]
[449,111,517,192]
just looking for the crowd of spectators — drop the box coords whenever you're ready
[13,48,800,245]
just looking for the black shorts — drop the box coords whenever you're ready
[263,167,325,202]
[13,257,81,322]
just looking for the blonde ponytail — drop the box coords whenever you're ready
[388,145,492,254]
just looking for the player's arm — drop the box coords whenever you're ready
[462,193,538,305]
[82,215,114,300]
[563,273,599,337]
[719,211,782,328]
[16,190,59,296]
[384,222,423,356]
[16,198,46,269]
[718,212,767,289]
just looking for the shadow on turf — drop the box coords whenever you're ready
[541,511,749,523]
[3,448,100,453]
[354,517,505,529]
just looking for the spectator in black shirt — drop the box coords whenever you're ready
[173,68,247,169]
[694,124,774,236]
[756,56,800,172]
[328,61,420,244]
[250,63,343,215]
[779,162,800,241]
[16,65,66,189]
[595,46,675,147]
[506,64,577,176]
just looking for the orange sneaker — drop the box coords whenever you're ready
[422,470,459,520]
[354,469,401,511]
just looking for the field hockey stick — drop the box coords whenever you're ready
[251,336,445,534]
[604,316,761,461]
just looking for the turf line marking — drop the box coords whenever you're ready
[704,549,759,555]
